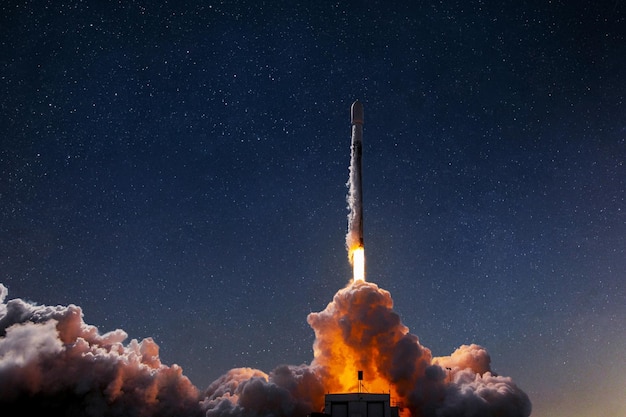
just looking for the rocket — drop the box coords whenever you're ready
[348,100,364,248]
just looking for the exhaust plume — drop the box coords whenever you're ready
[0,281,530,417]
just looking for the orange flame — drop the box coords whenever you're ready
[349,246,365,282]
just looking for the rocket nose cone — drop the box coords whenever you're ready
[351,100,364,125]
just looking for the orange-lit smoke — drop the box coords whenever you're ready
[308,281,433,414]
[307,281,531,417]
[0,281,531,417]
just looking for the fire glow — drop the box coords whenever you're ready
[351,246,365,282]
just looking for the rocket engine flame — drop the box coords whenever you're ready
[351,246,365,282]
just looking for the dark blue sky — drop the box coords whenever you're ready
[2,1,625,415]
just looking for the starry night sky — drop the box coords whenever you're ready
[1,1,625,416]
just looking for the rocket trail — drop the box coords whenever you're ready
[346,100,365,281]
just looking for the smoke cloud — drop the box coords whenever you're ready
[0,284,201,417]
[0,282,530,417]
[307,281,531,417]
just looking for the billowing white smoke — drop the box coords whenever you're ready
[0,284,201,417]
[0,282,531,417]
[201,366,324,417]
[0,284,322,417]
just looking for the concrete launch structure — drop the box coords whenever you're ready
[349,100,364,247]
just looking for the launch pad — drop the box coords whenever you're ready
[312,393,400,417]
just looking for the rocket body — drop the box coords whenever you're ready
[347,100,364,250]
